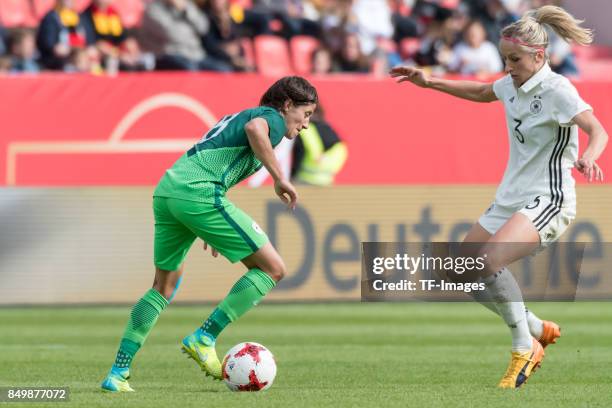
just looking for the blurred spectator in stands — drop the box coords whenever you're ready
[410,0,446,36]
[414,6,460,67]
[319,0,357,55]
[222,0,270,37]
[390,0,419,43]
[352,0,394,56]
[0,24,7,56]
[198,0,254,71]
[64,47,97,72]
[352,0,402,72]
[140,0,232,71]
[334,31,370,73]
[447,19,502,75]
[291,104,348,186]
[36,0,93,70]
[529,0,578,75]
[463,0,518,45]
[311,47,333,74]
[546,26,578,76]
[9,29,40,73]
[0,57,11,73]
[251,0,321,39]
[81,0,153,73]
[302,0,323,21]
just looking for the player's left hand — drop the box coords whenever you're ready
[203,241,219,257]
[274,178,298,210]
[575,157,604,182]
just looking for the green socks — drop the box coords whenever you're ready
[113,288,168,370]
[201,308,232,340]
[201,269,276,342]
[111,270,275,370]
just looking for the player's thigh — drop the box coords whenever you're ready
[480,212,540,273]
[153,197,197,271]
[168,197,269,264]
[460,222,493,256]
[451,223,493,282]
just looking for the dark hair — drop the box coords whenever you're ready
[9,28,35,48]
[259,76,318,111]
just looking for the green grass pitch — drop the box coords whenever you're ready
[1,303,611,407]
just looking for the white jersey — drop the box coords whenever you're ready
[492,63,592,209]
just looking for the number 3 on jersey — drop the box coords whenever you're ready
[513,118,525,144]
[197,113,239,144]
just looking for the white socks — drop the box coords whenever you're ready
[482,268,533,352]
[526,308,544,339]
[471,272,544,339]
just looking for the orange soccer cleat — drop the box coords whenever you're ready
[538,320,561,349]
[498,338,545,389]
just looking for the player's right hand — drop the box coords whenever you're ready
[274,179,298,210]
[389,66,429,88]
[575,157,604,182]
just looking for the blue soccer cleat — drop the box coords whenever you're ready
[101,366,135,392]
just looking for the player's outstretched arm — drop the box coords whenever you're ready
[573,110,608,182]
[245,118,298,209]
[389,66,498,103]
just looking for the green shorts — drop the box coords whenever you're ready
[153,195,269,270]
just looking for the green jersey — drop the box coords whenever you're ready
[154,106,286,202]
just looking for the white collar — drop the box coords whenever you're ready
[519,63,552,94]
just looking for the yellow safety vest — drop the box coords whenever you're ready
[295,123,348,186]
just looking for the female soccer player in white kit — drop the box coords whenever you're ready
[391,6,608,388]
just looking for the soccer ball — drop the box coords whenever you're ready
[222,342,276,391]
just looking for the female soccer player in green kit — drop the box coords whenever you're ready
[101,76,318,392]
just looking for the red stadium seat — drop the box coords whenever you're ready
[112,0,145,28]
[32,0,55,20]
[230,0,252,7]
[240,37,255,69]
[0,0,37,27]
[73,0,91,12]
[33,0,140,23]
[440,0,459,9]
[253,35,292,77]
[400,37,420,60]
[32,0,89,19]
[290,35,320,75]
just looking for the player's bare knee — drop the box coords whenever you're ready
[477,246,503,276]
[265,260,286,282]
[151,281,173,300]
[152,267,180,301]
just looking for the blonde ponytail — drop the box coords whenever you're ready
[501,5,593,52]
[531,5,593,45]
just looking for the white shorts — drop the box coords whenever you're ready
[478,195,576,248]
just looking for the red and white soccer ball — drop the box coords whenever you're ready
[222,342,276,392]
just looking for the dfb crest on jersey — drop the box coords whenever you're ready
[530,95,543,115]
